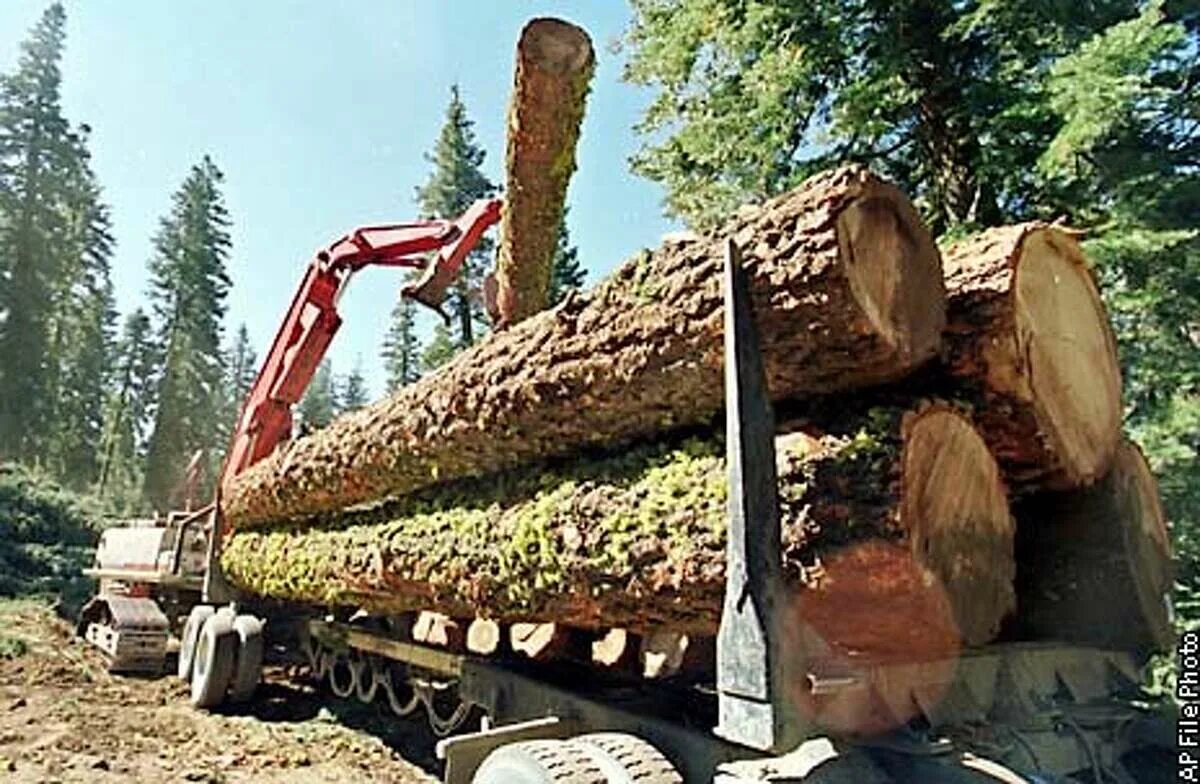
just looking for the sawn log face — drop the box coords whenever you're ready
[223,166,945,529]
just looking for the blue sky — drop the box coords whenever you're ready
[0,2,678,398]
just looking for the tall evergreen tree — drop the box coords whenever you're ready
[382,284,422,392]
[421,322,458,372]
[547,207,586,306]
[335,358,369,414]
[97,309,156,511]
[44,134,116,486]
[415,85,496,352]
[0,2,108,464]
[214,322,258,456]
[143,156,232,510]
[298,359,335,430]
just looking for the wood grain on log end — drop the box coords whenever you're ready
[944,224,1122,489]
[1013,439,1174,657]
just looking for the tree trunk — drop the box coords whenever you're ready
[943,223,1122,490]
[491,18,595,326]
[221,403,1013,662]
[1012,439,1174,658]
[223,166,945,529]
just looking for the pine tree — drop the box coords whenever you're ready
[44,133,116,486]
[218,323,258,441]
[143,156,232,510]
[0,3,108,464]
[97,309,156,511]
[547,208,585,306]
[415,85,496,353]
[335,358,369,414]
[421,322,458,372]
[298,359,335,429]
[382,283,422,392]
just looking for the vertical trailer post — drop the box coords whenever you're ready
[715,238,805,753]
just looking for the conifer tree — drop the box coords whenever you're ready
[382,284,422,392]
[298,359,335,430]
[97,309,156,510]
[0,3,110,465]
[335,358,369,414]
[415,85,496,352]
[218,323,258,440]
[143,156,232,510]
[421,322,458,372]
[547,208,585,306]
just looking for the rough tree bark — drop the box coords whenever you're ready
[943,224,1122,490]
[223,166,945,529]
[490,18,595,325]
[221,404,1013,662]
[1012,439,1174,657]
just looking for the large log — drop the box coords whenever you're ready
[1012,439,1174,657]
[490,18,595,325]
[943,224,1122,489]
[224,167,945,529]
[221,404,1014,662]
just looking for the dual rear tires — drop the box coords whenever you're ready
[473,733,681,784]
[178,605,264,709]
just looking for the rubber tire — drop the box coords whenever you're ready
[472,739,605,784]
[177,605,214,680]
[569,733,682,783]
[190,610,236,709]
[227,614,264,703]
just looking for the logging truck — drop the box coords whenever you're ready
[76,16,1175,784]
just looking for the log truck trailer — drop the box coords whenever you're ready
[76,216,1172,782]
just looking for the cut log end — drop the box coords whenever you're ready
[837,188,944,364]
[945,225,1121,489]
[1014,229,1122,486]
[793,405,1015,661]
[521,18,594,75]
[1014,439,1174,656]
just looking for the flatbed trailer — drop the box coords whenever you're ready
[85,240,1175,783]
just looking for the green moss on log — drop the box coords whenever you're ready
[222,410,909,636]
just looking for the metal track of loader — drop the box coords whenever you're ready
[77,595,170,674]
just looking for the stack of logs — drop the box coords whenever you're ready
[220,165,1174,685]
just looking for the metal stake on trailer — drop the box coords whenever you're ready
[714,237,805,753]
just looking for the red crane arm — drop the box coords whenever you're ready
[218,198,502,493]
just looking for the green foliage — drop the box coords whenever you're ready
[547,207,586,306]
[420,322,458,372]
[95,309,157,513]
[217,322,257,447]
[0,463,99,612]
[0,2,115,472]
[334,358,369,414]
[142,156,232,510]
[415,85,496,352]
[298,359,335,430]
[382,287,422,391]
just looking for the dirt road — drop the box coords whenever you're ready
[0,600,438,783]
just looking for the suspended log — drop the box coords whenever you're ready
[221,403,1014,662]
[1012,439,1174,657]
[223,166,945,529]
[490,18,595,325]
[943,224,1122,489]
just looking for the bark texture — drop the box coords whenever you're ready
[491,18,595,325]
[224,166,945,529]
[222,404,1013,661]
[1013,439,1174,657]
[943,224,1122,490]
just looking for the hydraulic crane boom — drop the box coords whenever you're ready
[219,198,502,493]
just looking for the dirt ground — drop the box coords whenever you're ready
[0,600,439,783]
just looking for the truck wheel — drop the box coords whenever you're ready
[190,611,236,709]
[227,614,264,703]
[569,733,682,783]
[177,605,214,680]
[472,739,605,784]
